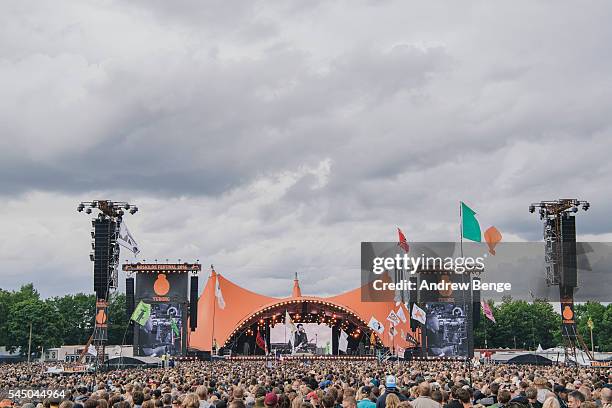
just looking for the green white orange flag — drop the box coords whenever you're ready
[461,202,481,242]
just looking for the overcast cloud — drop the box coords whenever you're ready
[2,1,612,298]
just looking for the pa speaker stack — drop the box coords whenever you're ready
[189,276,199,331]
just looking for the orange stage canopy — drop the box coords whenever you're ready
[189,270,419,352]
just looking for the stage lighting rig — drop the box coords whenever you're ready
[77,200,137,218]
[528,198,589,220]
[77,199,138,370]
[528,198,592,365]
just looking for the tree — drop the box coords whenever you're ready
[6,298,63,355]
[0,284,41,347]
[47,293,96,345]
[0,289,11,345]
[575,302,612,352]
[475,298,561,350]
[107,293,129,345]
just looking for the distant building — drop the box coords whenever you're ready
[43,345,133,363]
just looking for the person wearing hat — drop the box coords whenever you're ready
[264,393,278,408]
[376,376,407,408]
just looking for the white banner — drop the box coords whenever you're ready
[387,310,400,326]
[118,221,140,255]
[368,316,385,334]
[215,276,226,309]
[411,304,426,325]
[285,310,296,336]
[339,330,349,353]
[396,306,407,323]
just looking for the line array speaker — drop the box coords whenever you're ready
[189,276,199,331]
[472,277,481,329]
[126,277,135,319]
[93,218,112,299]
[560,213,577,288]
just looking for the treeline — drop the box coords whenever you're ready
[474,298,612,351]
[0,284,128,355]
[1,284,611,354]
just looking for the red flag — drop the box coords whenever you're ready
[481,300,496,323]
[397,228,409,253]
[256,330,268,354]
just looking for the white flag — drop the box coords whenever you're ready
[215,276,226,309]
[368,316,385,334]
[396,306,407,323]
[118,221,140,255]
[285,310,296,334]
[87,344,97,356]
[411,304,426,325]
[396,346,405,358]
[387,310,401,326]
[285,310,296,351]
[339,330,349,353]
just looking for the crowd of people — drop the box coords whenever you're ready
[0,360,610,408]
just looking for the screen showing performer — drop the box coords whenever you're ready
[270,323,332,354]
[137,302,184,357]
[424,303,468,357]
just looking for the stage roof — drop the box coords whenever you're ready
[189,270,418,352]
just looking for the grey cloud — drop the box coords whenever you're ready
[2,1,612,297]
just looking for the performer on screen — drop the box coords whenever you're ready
[293,324,309,352]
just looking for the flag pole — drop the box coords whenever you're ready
[484,309,488,349]
[211,265,216,361]
[460,201,464,257]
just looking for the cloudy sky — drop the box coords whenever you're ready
[2,1,612,298]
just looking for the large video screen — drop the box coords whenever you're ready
[137,302,184,357]
[424,303,469,357]
[270,323,332,354]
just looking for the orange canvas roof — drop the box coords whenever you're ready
[188,270,418,351]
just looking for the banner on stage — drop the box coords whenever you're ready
[387,310,400,326]
[339,330,348,353]
[368,316,384,334]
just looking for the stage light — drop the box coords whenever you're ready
[582,203,590,211]
[528,205,535,213]
[124,204,130,210]
[91,202,97,208]
[86,208,92,214]
[117,210,124,217]
[572,206,578,213]
[77,204,84,212]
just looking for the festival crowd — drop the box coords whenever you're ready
[0,361,610,408]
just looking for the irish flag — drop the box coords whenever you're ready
[461,202,481,242]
